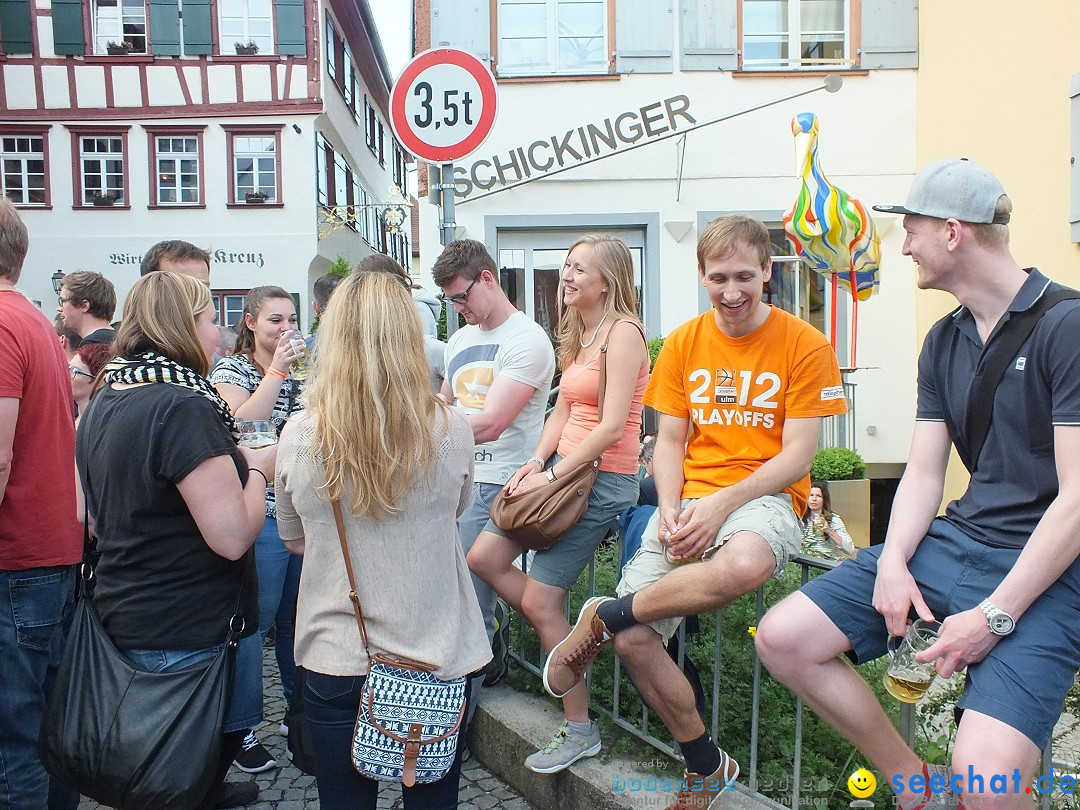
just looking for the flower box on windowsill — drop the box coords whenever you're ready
[92,195,119,207]
[245,192,269,204]
[235,42,259,56]
[105,40,135,55]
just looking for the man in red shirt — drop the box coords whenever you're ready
[0,197,83,809]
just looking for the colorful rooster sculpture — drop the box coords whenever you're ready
[783,112,880,367]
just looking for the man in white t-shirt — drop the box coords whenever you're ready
[433,240,555,685]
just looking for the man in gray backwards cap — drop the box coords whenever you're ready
[758,159,1080,809]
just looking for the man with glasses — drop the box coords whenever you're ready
[57,270,116,346]
[432,239,555,686]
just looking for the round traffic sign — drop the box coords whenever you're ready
[390,48,498,163]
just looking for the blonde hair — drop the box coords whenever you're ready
[305,271,447,518]
[113,272,214,377]
[556,234,640,370]
[969,194,1012,249]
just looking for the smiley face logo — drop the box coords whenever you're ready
[847,768,877,799]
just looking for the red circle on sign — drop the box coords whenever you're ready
[390,48,498,163]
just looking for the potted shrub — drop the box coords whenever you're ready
[91,190,119,207]
[244,190,269,204]
[811,447,870,549]
[106,40,133,55]
[234,41,259,56]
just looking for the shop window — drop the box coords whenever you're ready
[497,0,608,77]
[1,131,49,206]
[742,0,851,70]
[219,0,274,54]
[92,0,147,54]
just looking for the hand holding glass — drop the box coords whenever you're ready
[883,618,942,703]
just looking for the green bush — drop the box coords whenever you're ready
[648,336,665,370]
[811,447,866,480]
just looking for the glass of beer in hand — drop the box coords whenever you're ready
[883,619,942,703]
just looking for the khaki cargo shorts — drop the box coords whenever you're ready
[615,494,801,643]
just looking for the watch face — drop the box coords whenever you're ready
[990,614,1015,635]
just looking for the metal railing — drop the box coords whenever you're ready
[508,544,1059,809]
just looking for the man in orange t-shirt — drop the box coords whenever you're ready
[542,214,846,807]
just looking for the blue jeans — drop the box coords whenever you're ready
[458,482,502,643]
[257,520,301,702]
[0,565,80,810]
[303,670,469,810]
[123,631,264,734]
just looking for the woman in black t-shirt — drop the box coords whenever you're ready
[76,272,275,809]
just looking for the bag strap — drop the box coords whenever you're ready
[961,287,1080,472]
[331,498,373,660]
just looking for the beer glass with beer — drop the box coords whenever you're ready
[883,619,941,703]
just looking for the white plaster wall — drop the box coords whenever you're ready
[288,66,308,100]
[207,65,238,105]
[75,66,107,107]
[111,66,142,106]
[41,65,70,108]
[16,114,321,324]
[5,66,37,108]
[241,64,272,102]
[183,66,203,104]
[418,69,919,465]
[36,16,55,58]
[146,66,185,107]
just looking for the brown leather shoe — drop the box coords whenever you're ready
[665,750,740,809]
[542,596,613,698]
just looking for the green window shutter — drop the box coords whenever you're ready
[182,0,211,55]
[275,0,305,56]
[0,0,32,54]
[149,0,180,55]
[52,0,85,55]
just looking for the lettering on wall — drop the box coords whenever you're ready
[107,248,266,269]
[454,95,696,198]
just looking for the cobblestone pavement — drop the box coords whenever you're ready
[79,645,536,809]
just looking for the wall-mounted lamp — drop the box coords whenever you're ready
[381,184,408,236]
[52,270,65,295]
[292,123,302,134]
[318,185,411,240]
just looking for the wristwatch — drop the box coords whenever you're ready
[978,599,1016,636]
[545,467,558,483]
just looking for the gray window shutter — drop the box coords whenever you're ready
[182,0,211,54]
[431,0,489,62]
[275,0,305,56]
[1071,73,1080,242]
[679,0,736,71]
[861,0,918,69]
[51,0,84,55]
[149,0,180,55]
[0,0,31,53]
[616,0,673,74]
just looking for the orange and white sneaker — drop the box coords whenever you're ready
[665,749,740,810]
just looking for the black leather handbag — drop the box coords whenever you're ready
[39,569,241,810]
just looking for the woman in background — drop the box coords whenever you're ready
[799,478,854,560]
[275,271,488,810]
[69,341,112,422]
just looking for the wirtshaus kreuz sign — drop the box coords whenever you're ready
[452,95,696,198]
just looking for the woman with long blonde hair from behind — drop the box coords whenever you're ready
[273,271,489,810]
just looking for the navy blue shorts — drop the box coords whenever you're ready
[801,517,1080,748]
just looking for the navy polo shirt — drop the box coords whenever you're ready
[917,268,1080,548]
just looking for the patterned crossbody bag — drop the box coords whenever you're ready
[331,500,467,786]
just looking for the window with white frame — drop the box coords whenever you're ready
[214,293,247,330]
[742,0,850,70]
[316,135,330,206]
[219,0,274,54]
[333,153,349,208]
[497,0,608,77]
[233,135,277,202]
[2,135,47,206]
[155,136,200,204]
[93,0,147,54]
[364,96,377,151]
[342,45,354,108]
[325,16,338,81]
[79,136,125,205]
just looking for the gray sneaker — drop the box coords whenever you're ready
[524,723,601,774]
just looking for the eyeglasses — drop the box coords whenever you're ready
[440,275,480,306]
[69,365,94,380]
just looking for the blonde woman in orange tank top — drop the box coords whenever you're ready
[467,234,649,774]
